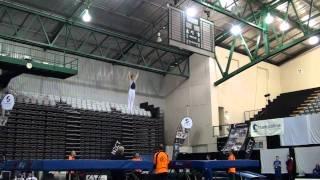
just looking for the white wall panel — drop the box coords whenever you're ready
[295,146,320,174]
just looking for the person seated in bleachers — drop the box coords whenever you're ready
[313,164,320,177]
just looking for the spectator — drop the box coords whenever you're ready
[132,153,142,173]
[206,154,211,160]
[153,144,170,180]
[111,146,126,180]
[228,150,236,180]
[26,172,38,180]
[131,153,142,179]
[274,156,282,180]
[313,164,320,177]
[286,156,294,180]
[68,150,76,160]
[67,150,77,180]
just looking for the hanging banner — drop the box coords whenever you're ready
[244,137,255,159]
[181,117,193,129]
[111,140,122,155]
[250,118,284,137]
[280,114,320,146]
[172,117,193,160]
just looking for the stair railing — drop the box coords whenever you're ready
[244,109,262,121]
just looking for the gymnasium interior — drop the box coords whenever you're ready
[0,0,320,179]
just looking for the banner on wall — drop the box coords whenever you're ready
[222,123,249,153]
[250,118,284,137]
[281,114,320,146]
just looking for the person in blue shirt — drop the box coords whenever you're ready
[274,156,282,180]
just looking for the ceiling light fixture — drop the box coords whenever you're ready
[170,62,178,68]
[26,62,32,69]
[265,13,274,24]
[280,21,290,31]
[186,7,197,17]
[156,32,162,43]
[230,25,241,36]
[82,9,92,22]
[308,36,319,45]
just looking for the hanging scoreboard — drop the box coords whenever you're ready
[169,7,214,56]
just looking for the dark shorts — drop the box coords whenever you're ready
[155,172,168,180]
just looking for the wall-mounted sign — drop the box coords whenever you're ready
[1,94,15,110]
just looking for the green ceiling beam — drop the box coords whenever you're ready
[214,29,320,86]
[192,0,263,31]
[0,1,190,57]
[249,1,319,56]
[215,0,292,44]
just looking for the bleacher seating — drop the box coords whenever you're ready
[291,89,320,116]
[0,92,163,160]
[250,87,320,121]
[12,92,151,117]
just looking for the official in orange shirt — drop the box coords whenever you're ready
[153,145,170,180]
[228,150,236,180]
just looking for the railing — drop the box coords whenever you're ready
[244,109,262,121]
[212,124,232,137]
[0,41,78,70]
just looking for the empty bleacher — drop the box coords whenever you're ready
[291,89,320,116]
[0,92,164,160]
[250,87,320,121]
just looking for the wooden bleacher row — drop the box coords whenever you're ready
[0,100,164,160]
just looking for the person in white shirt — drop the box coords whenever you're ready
[127,71,139,114]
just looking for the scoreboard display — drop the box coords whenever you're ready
[169,7,214,57]
[186,16,201,48]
